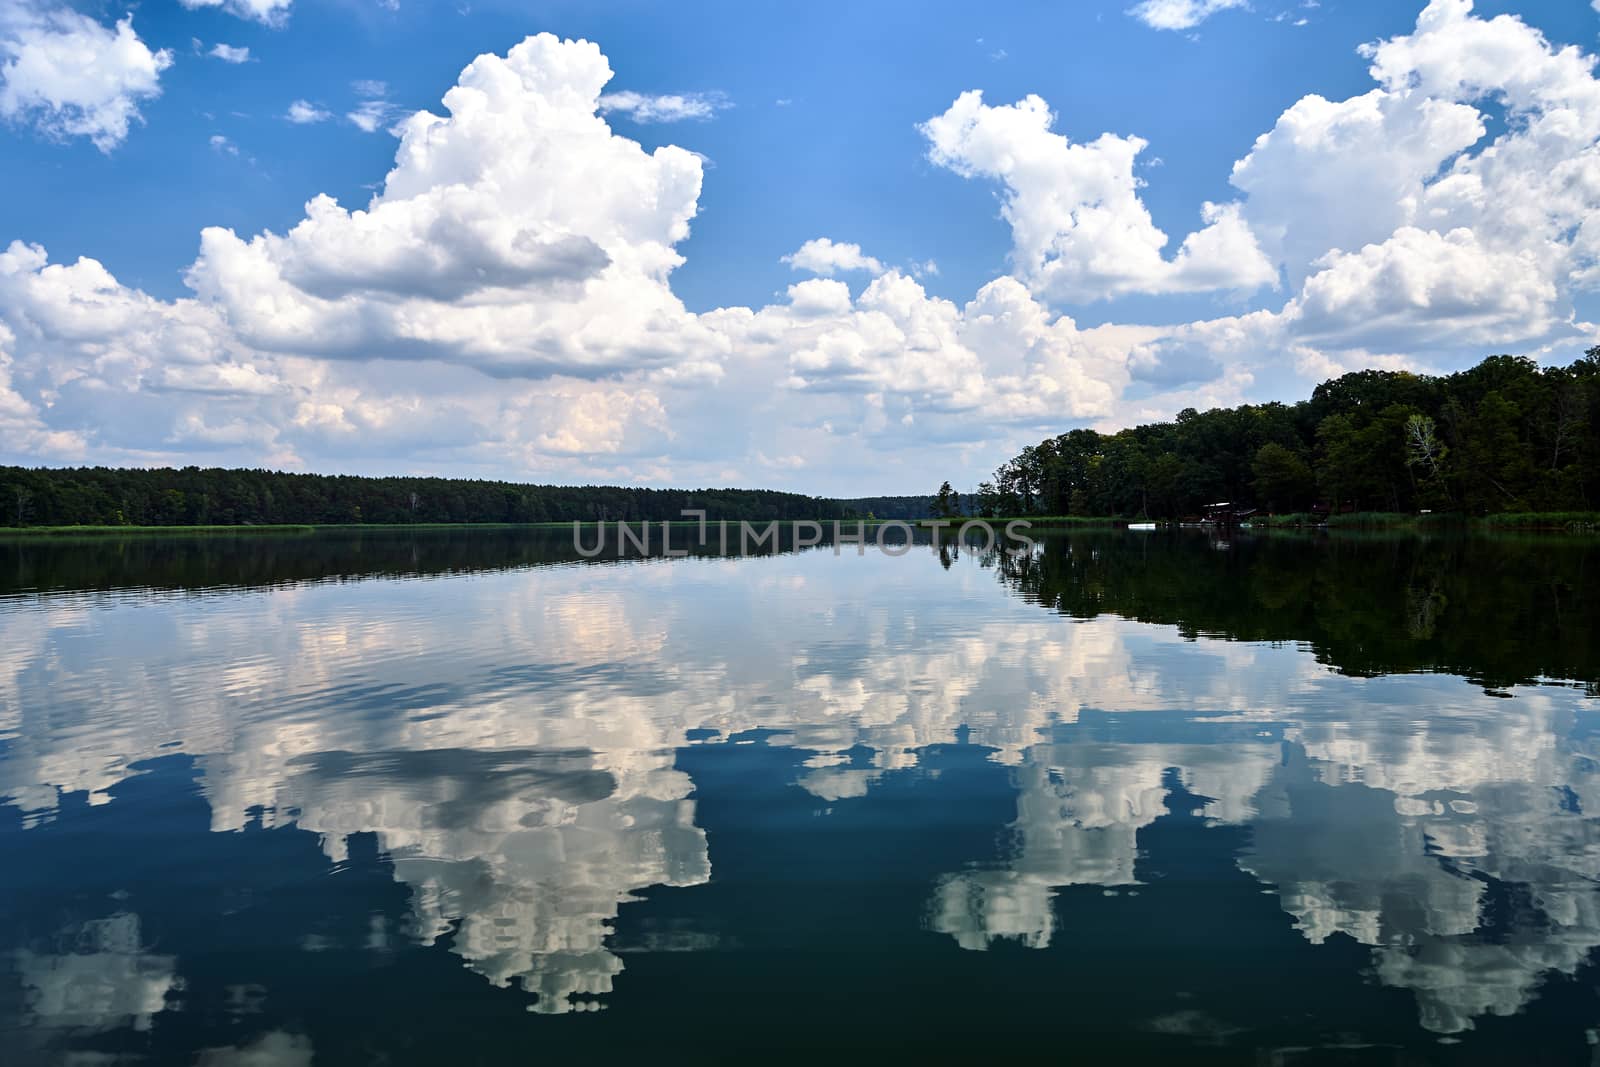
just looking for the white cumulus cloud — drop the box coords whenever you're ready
[1287,227,1557,350]
[0,7,171,152]
[184,33,715,379]
[920,90,1278,303]
[1239,0,1600,352]
[782,238,884,276]
[209,43,250,64]
[1230,88,1486,286]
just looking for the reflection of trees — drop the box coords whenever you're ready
[998,531,1600,692]
[0,525,988,597]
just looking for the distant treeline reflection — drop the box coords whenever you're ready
[3,527,1595,695]
[0,524,980,594]
[0,526,777,594]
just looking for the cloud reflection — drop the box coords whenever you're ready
[0,542,1597,1036]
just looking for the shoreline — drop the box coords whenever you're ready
[1,512,1597,537]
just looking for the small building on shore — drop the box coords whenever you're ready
[1202,502,1257,526]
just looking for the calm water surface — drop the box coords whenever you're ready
[0,528,1597,1064]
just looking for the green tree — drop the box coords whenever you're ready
[1451,390,1535,512]
[1251,443,1314,512]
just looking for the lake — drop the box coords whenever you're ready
[1,527,1598,1064]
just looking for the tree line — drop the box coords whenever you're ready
[967,351,1600,519]
[839,495,946,520]
[0,467,857,528]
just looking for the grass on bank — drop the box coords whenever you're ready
[1254,511,1600,531]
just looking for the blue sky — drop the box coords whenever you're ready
[1,0,1598,493]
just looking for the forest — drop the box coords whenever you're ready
[0,467,854,528]
[968,351,1600,519]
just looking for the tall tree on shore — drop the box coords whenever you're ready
[1251,443,1314,513]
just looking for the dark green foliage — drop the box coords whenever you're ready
[975,352,1600,518]
[997,529,1600,693]
[837,495,937,520]
[0,467,853,528]
[1251,443,1314,513]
